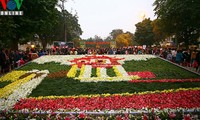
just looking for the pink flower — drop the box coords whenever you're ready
[64,117,70,120]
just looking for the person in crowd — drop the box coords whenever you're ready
[14,50,21,67]
[138,49,142,54]
[16,57,25,67]
[171,49,177,62]
[190,50,197,66]
[195,50,200,72]
[31,53,38,60]
[175,50,184,65]
[162,49,168,59]
[9,50,15,70]
[108,48,114,55]
[74,49,78,55]
[4,49,11,72]
[183,50,191,67]
[166,50,172,61]
[38,50,45,57]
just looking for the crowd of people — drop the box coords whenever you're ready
[0,47,200,75]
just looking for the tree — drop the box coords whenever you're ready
[0,17,16,48]
[134,18,155,46]
[64,11,82,42]
[0,0,59,50]
[110,29,123,40]
[0,0,82,49]
[116,33,133,47]
[104,36,112,41]
[45,10,82,44]
[94,35,103,42]
[151,19,167,45]
[22,0,60,49]
[153,0,200,47]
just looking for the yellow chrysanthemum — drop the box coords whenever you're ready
[0,73,36,98]
[67,65,78,78]
[0,71,27,82]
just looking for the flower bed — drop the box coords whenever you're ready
[127,71,156,79]
[14,88,200,111]
[129,78,200,83]
[0,55,200,119]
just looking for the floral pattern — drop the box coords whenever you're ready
[66,55,141,82]
[66,65,77,78]
[32,55,156,65]
[0,54,199,118]
[128,71,156,79]
[129,78,200,83]
[0,71,27,82]
[14,88,200,112]
[0,70,49,110]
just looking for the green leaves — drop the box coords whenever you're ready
[123,58,200,79]
[135,18,155,46]
[153,0,200,46]
[18,62,70,73]
[0,0,82,49]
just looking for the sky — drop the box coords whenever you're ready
[64,0,157,39]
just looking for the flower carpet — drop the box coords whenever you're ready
[0,55,200,119]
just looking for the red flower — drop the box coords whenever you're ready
[143,114,148,120]
[78,113,85,119]
[13,90,200,111]
[129,78,200,83]
[184,114,191,120]
[128,71,156,79]
[116,115,123,120]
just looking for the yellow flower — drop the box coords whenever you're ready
[0,71,27,82]
[0,73,36,98]
[67,65,78,78]
[130,75,140,80]
[113,66,122,77]
[96,67,101,77]
[30,87,200,100]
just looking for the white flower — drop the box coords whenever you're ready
[32,55,156,65]
[0,70,49,110]
[100,67,108,78]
